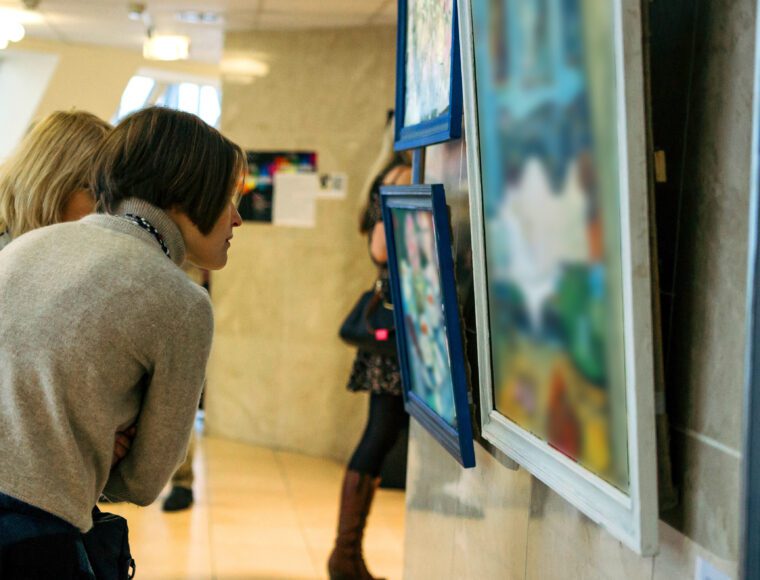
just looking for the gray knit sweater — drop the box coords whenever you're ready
[0,198,213,531]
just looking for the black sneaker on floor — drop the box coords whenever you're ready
[162,486,193,512]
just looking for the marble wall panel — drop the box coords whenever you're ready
[669,0,755,452]
[662,430,742,561]
[524,480,653,580]
[404,423,531,580]
[208,25,397,460]
[654,522,739,580]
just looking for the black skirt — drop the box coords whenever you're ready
[346,350,402,396]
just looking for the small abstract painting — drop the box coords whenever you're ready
[394,0,462,150]
[403,0,454,126]
[382,184,475,467]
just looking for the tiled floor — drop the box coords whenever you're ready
[102,435,405,580]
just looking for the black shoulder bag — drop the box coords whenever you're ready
[339,279,398,357]
[82,507,136,580]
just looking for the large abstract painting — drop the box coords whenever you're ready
[460,0,658,554]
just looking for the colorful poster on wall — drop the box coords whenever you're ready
[472,0,629,490]
[238,151,318,222]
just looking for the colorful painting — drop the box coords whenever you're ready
[238,151,317,222]
[391,207,457,426]
[382,185,476,467]
[403,0,454,127]
[472,0,629,490]
[394,0,462,150]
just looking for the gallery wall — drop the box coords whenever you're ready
[652,0,749,565]
[0,37,220,157]
[0,49,58,160]
[208,26,397,460]
[8,36,220,120]
[402,0,752,577]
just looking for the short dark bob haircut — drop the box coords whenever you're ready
[92,107,244,235]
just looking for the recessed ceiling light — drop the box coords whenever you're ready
[0,21,25,43]
[143,34,190,61]
[0,18,25,50]
[0,7,43,25]
[176,10,223,25]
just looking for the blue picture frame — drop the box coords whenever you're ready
[394,0,463,151]
[380,184,475,468]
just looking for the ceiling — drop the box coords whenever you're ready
[0,0,397,62]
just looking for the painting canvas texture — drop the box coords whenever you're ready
[238,151,317,222]
[472,0,629,490]
[390,206,457,428]
[404,0,454,127]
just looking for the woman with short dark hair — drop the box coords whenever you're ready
[0,107,243,578]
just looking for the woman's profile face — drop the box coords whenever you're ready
[61,189,96,222]
[171,200,243,270]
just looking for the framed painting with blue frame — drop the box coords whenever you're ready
[458,0,658,554]
[380,184,476,468]
[394,0,463,151]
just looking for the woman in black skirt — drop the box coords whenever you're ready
[327,152,411,580]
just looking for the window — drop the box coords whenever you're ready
[113,70,221,127]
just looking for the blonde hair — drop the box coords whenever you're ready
[0,111,111,238]
[357,116,397,214]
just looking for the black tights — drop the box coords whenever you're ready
[348,393,408,477]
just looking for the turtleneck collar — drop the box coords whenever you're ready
[112,198,186,266]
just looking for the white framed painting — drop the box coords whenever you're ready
[459,0,659,555]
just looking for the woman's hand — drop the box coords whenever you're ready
[112,425,137,467]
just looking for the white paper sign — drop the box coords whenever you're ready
[272,173,319,228]
[695,558,732,580]
[317,172,348,199]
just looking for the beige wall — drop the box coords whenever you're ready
[10,37,220,124]
[402,0,752,576]
[208,26,396,460]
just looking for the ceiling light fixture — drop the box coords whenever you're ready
[220,53,270,85]
[0,18,26,50]
[176,10,222,25]
[143,34,190,61]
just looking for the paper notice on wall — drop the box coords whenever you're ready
[272,172,319,228]
[694,558,731,580]
[317,172,348,199]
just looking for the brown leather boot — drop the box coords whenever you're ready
[327,470,386,580]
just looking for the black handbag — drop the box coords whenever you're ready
[339,279,398,357]
[82,507,136,580]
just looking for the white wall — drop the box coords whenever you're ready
[0,50,59,160]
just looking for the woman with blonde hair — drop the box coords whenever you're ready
[328,112,411,580]
[0,110,111,250]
